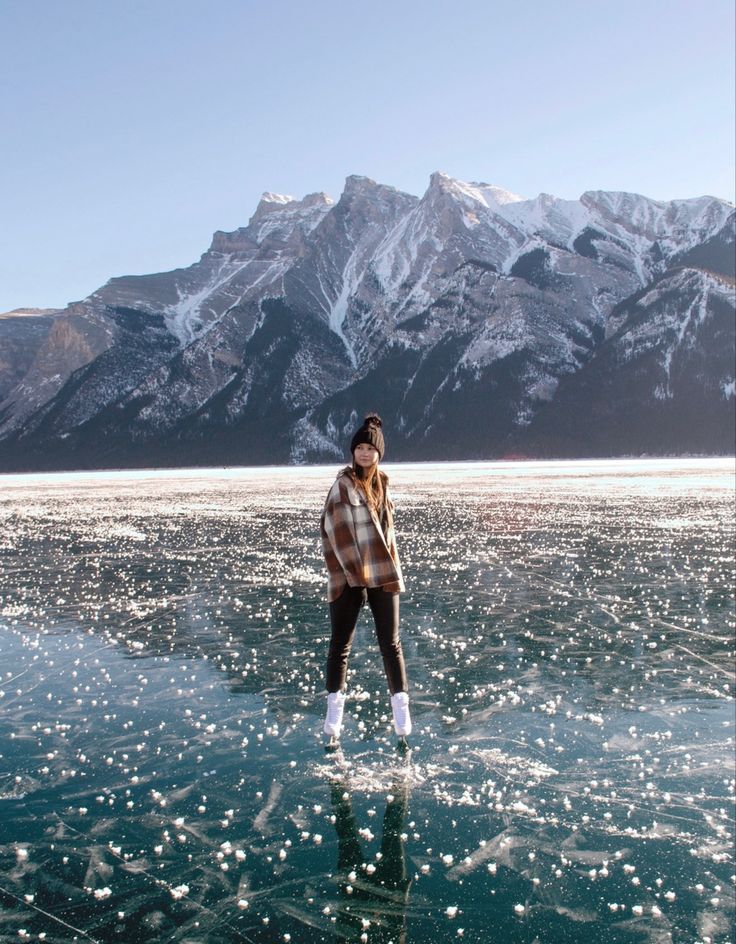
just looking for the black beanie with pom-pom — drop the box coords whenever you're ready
[350,413,385,460]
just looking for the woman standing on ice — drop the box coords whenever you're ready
[320,413,411,740]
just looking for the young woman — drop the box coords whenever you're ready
[319,413,411,739]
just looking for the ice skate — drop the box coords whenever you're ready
[391,691,412,737]
[324,690,346,738]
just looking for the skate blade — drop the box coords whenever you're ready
[324,736,342,754]
[396,736,412,758]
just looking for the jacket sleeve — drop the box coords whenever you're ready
[321,488,365,586]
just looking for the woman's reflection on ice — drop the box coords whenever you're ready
[328,761,412,943]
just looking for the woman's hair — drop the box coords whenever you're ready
[349,459,386,513]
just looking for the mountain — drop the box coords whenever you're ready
[0,308,64,402]
[519,267,735,456]
[0,173,733,470]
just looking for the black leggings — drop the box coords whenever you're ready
[326,586,408,695]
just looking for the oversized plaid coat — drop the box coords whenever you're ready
[320,467,405,602]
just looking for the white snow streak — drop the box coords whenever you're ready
[327,243,364,368]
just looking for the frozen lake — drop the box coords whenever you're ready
[0,458,734,943]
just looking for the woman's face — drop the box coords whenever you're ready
[353,442,379,469]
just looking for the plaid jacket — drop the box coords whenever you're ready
[320,467,405,602]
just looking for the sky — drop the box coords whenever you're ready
[1,0,734,312]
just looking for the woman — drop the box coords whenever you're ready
[319,413,411,740]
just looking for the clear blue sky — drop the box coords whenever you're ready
[1,0,734,312]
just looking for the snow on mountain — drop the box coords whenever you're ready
[0,171,732,470]
[580,190,733,275]
[610,268,733,398]
[368,172,526,319]
[88,190,335,348]
[430,174,592,253]
[280,175,419,365]
[520,265,735,457]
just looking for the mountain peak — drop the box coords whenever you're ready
[476,182,527,206]
[345,174,377,188]
[301,191,334,208]
[261,191,295,205]
[247,190,335,231]
[337,176,417,216]
[251,192,297,221]
[342,174,397,198]
[427,171,526,207]
[428,170,461,195]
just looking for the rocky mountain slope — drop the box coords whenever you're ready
[0,173,733,470]
[0,308,63,401]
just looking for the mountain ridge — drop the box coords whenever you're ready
[0,172,733,471]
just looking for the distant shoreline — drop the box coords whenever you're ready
[1,455,733,486]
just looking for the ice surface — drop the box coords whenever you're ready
[0,459,733,943]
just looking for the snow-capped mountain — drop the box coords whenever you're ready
[0,173,733,470]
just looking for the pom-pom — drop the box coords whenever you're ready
[363,412,382,428]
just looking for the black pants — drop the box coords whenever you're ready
[326,586,408,695]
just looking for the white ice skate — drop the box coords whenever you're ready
[391,691,412,737]
[324,690,346,738]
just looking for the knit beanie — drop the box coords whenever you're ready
[350,412,385,460]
